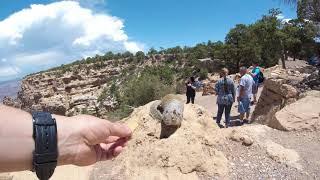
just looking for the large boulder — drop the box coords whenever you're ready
[272,91,320,131]
[252,78,299,125]
[91,102,228,179]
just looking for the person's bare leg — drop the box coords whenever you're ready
[240,113,245,121]
[244,111,250,123]
[246,111,250,120]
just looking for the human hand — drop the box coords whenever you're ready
[56,115,132,166]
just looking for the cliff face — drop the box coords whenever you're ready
[4,53,219,118]
[16,60,128,117]
[0,79,20,102]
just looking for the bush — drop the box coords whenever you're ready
[198,68,209,80]
[121,74,175,107]
[106,105,133,121]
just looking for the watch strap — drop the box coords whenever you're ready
[32,112,58,180]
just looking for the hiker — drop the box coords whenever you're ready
[215,68,236,128]
[185,76,197,104]
[249,62,263,104]
[238,66,255,124]
[0,105,132,178]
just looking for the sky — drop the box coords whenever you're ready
[0,0,297,82]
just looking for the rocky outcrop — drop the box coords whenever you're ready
[202,74,220,96]
[6,61,125,117]
[252,65,320,131]
[273,91,320,131]
[251,77,299,127]
[296,67,320,92]
[91,101,228,179]
[2,96,21,108]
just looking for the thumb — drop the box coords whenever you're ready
[105,122,132,138]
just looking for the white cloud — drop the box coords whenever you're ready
[0,66,20,77]
[60,0,106,9]
[276,14,285,20]
[276,14,292,24]
[0,1,143,81]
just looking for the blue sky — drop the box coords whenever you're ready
[107,0,297,48]
[0,0,296,81]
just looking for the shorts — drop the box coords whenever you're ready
[238,97,251,114]
[252,82,259,94]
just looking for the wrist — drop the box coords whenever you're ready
[54,115,77,166]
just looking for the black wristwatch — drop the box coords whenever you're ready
[32,112,58,180]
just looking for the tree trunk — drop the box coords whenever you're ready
[281,52,287,69]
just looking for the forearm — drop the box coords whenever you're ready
[0,105,34,172]
[0,105,74,172]
[239,87,244,98]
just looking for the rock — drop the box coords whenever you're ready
[91,101,226,179]
[7,60,123,117]
[252,69,300,127]
[273,92,320,131]
[297,68,320,92]
[266,141,302,169]
[202,82,216,96]
[40,95,68,115]
[2,96,20,108]
[202,74,220,96]
[229,130,254,146]
[242,137,254,146]
[280,84,298,98]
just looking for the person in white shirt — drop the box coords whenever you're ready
[237,67,254,123]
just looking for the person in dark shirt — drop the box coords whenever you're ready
[186,77,197,104]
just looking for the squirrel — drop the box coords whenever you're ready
[149,94,184,127]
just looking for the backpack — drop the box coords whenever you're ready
[258,71,264,83]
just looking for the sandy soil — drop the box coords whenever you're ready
[0,165,92,180]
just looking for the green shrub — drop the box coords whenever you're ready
[106,105,133,121]
[198,68,208,80]
[121,74,175,107]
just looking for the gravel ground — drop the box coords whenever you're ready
[197,128,320,180]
